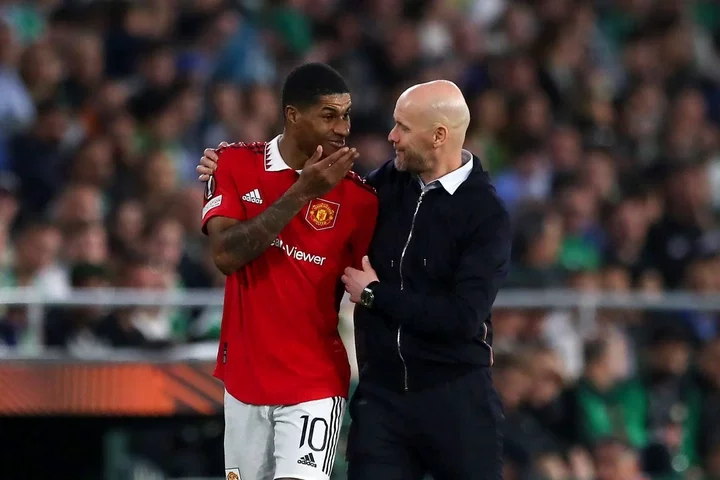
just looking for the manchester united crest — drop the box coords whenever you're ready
[305,198,339,231]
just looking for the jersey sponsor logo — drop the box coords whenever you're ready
[241,189,263,204]
[202,195,222,219]
[305,198,339,231]
[205,175,216,200]
[225,468,240,480]
[271,238,326,265]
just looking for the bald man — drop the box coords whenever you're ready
[196,80,510,480]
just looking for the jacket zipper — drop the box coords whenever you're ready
[482,321,494,365]
[397,189,428,392]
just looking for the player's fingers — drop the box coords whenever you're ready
[341,274,349,284]
[304,145,325,167]
[196,163,210,174]
[349,149,360,163]
[324,146,354,165]
[200,158,217,171]
[198,174,210,182]
[203,148,219,162]
[343,148,359,163]
[329,148,356,168]
[330,149,357,175]
[340,160,354,176]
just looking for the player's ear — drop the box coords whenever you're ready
[286,105,300,125]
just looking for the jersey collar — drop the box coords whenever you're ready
[265,135,303,173]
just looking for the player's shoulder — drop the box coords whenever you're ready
[215,141,268,171]
[342,170,377,202]
[216,141,267,156]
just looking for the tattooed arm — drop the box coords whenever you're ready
[207,191,308,275]
[206,145,358,275]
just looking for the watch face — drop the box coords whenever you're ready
[361,289,372,307]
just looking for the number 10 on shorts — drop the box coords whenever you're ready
[299,414,329,452]
[291,396,345,478]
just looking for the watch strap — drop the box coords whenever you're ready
[365,281,380,292]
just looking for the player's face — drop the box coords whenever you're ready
[298,94,352,158]
[388,102,433,174]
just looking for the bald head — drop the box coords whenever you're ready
[397,80,471,141]
[389,80,472,180]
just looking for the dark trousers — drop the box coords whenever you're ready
[346,368,504,480]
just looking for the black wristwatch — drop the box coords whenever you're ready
[360,281,380,309]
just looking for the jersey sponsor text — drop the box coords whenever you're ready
[271,238,326,265]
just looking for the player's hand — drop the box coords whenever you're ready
[196,142,228,181]
[292,145,358,201]
[342,256,378,304]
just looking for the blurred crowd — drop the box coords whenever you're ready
[1,0,720,478]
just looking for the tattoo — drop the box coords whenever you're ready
[215,191,307,273]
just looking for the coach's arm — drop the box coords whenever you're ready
[371,210,511,340]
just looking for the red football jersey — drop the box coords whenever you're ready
[201,136,378,405]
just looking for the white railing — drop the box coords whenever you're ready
[2,287,719,356]
[4,287,720,308]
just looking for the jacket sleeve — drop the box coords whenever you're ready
[349,191,378,372]
[347,179,379,269]
[371,208,511,339]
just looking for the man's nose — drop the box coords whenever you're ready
[334,121,350,137]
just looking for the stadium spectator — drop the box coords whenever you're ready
[592,437,648,480]
[43,262,108,352]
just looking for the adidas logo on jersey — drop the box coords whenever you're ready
[241,189,263,204]
[297,453,317,468]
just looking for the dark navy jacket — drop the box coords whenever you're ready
[355,153,511,392]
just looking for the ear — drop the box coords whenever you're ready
[285,105,299,125]
[433,125,448,147]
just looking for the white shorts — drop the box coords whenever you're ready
[224,390,346,480]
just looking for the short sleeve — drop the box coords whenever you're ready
[201,149,247,235]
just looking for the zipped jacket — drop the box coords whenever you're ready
[355,155,511,392]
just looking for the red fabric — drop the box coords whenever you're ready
[202,141,378,405]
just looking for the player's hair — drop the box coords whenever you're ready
[281,63,349,111]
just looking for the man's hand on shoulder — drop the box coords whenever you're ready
[197,142,227,181]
